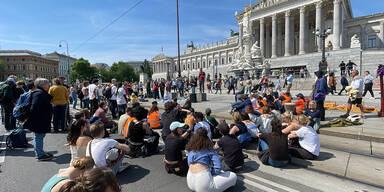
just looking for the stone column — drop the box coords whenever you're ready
[316,1,323,52]
[271,14,278,58]
[333,0,341,50]
[239,23,243,51]
[285,10,291,56]
[299,6,307,55]
[266,23,271,58]
[277,19,283,56]
[260,18,265,57]
[380,21,384,48]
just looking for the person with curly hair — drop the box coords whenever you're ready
[186,128,237,192]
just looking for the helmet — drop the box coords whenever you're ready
[347,114,361,122]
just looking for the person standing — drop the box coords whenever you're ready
[227,76,235,95]
[313,71,327,121]
[339,61,346,76]
[286,71,293,93]
[116,82,127,117]
[81,81,90,109]
[215,74,222,94]
[328,72,337,95]
[245,76,252,95]
[160,79,165,99]
[24,78,53,161]
[346,60,357,76]
[70,84,78,109]
[109,79,118,119]
[97,84,103,102]
[198,68,206,93]
[49,78,69,132]
[0,78,16,131]
[340,70,365,119]
[362,71,375,99]
[88,79,99,116]
[300,68,305,78]
[338,74,349,95]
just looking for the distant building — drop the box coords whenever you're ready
[44,51,77,82]
[123,61,153,73]
[0,50,59,81]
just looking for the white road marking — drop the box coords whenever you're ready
[242,173,300,192]
[239,177,279,192]
[0,134,7,163]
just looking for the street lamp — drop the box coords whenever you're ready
[59,40,70,82]
[315,27,332,74]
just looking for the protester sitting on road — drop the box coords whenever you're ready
[288,115,320,160]
[41,157,95,192]
[86,122,131,175]
[184,108,195,129]
[240,112,258,139]
[229,111,249,147]
[147,101,162,129]
[118,106,132,136]
[233,94,252,113]
[67,119,92,166]
[126,106,160,158]
[186,128,237,192]
[74,111,85,121]
[161,102,190,142]
[204,108,220,139]
[269,103,282,120]
[23,78,53,161]
[304,100,321,132]
[216,122,244,172]
[94,101,118,136]
[80,108,91,120]
[130,93,138,103]
[163,121,193,176]
[294,93,306,115]
[279,92,292,105]
[281,112,294,129]
[192,112,212,139]
[255,106,274,134]
[58,167,121,192]
[257,118,290,167]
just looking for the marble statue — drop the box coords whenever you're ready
[251,41,262,59]
[259,59,271,77]
[242,14,250,35]
[350,34,361,48]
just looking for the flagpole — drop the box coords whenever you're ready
[177,0,181,78]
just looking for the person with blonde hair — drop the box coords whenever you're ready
[288,115,320,160]
[41,157,95,192]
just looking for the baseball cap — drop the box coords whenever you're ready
[170,121,185,131]
[7,78,15,83]
[296,93,304,98]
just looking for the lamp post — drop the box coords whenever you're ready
[59,40,70,82]
[315,27,332,74]
[176,0,181,77]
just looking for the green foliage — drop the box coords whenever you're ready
[70,58,98,82]
[141,59,152,79]
[109,62,139,82]
[0,59,6,72]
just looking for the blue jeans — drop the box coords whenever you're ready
[53,104,66,131]
[268,158,288,168]
[258,138,269,151]
[234,91,244,102]
[238,132,252,148]
[109,100,117,118]
[111,156,124,175]
[83,99,89,109]
[191,86,195,94]
[71,93,77,109]
[34,133,46,158]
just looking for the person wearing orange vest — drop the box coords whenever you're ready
[294,93,306,115]
[280,92,292,104]
[147,101,162,129]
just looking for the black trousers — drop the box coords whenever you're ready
[340,68,345,76]
[90,99,98,116]
[338,85,347,95]
[288,146,316,160]
[199,82,205,93]
[363,83,374,97]
[316,99,325,121]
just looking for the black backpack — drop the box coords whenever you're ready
[105,87,112,99]
[78,89,84,99]
[0,86,4,104]
[6,129,28,148]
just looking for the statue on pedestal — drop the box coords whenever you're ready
[350,34,361,48]
[251,41,262,59]
[258,59,271,77]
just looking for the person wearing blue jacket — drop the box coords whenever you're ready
[313,71,327,121]
[24,78,53,161]
[338,74,349,95]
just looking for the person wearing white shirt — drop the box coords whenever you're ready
[88,79,99,115]
[109,79,118,119]
[340,70,365,119]
[97,85,103,102]
[116,82,127,117]
[288,115,320,160]
[362,71,375,99]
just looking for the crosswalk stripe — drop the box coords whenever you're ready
[242,173,300,192]
[239,177,280,192]
[0,135,7,163]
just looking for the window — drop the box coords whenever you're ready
[22,58,25,62]
[203,61,205,68]
[208,60,211,67]
[368,35,377,48]
[215,60,218,65]
[221,58,225,65]
[198,62,200,69]
[229,57,232,63]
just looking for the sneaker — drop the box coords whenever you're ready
[38,154,53,161]
[45,152,54,157]
[340,114,349,118]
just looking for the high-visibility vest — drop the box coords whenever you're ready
[281,94,292,104]
[147,111,161,129]
[295,99,305,115]
[258,100,267,113]
[122,117,136,138]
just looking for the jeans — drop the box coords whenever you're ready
[83,99,89,109]
[111,156,124,175]
[258,138,269,151]
[53,104,66,131]
[234,91,244,102]
[245,87,251,95]
[109,100,117,118]
[268,158,288,167]
[118,104,127,117]
[191,86,196,94]
[3,106,16,131]
[215,84,221,94]
[199,82,204,93]
[34,133,46,158]
[153,90,160,99]
[71,93,77,109]
[238,132,252,148]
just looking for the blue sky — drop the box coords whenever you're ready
[0,0,383,65]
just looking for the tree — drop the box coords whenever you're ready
[109,62,139,82]
[70,58,98,82]
[141,59,153,79]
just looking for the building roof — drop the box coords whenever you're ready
[44,51,77,60]
[0,50,42,57]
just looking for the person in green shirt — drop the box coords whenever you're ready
[204,108,220,139]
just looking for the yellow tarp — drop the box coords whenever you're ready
[324,101,379,113]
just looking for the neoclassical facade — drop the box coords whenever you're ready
[152,0,384,80]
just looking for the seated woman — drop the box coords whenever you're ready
[304,100,321,132]
[216,122,245,172]
[186,128,237,192]
[281,112,294,129]
[163,121,194,176]
[288,115,320,160]
[67,119,92,166]
[130,93,139,103]
[41,157,94,192]
[94,101,118,137]
[240,112,258,139]
[127,106,160,158]
[229,111,249,147]
[147,101,162,129]
[57,167,121,192]
[257,118,290,167]
[255,106,274,134]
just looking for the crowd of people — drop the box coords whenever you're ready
[0,65,379,191]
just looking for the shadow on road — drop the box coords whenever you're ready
[52,153,71,164]
[118,164,150,184]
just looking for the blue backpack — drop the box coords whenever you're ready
[6,129,28,148]
[13,91,34,122]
